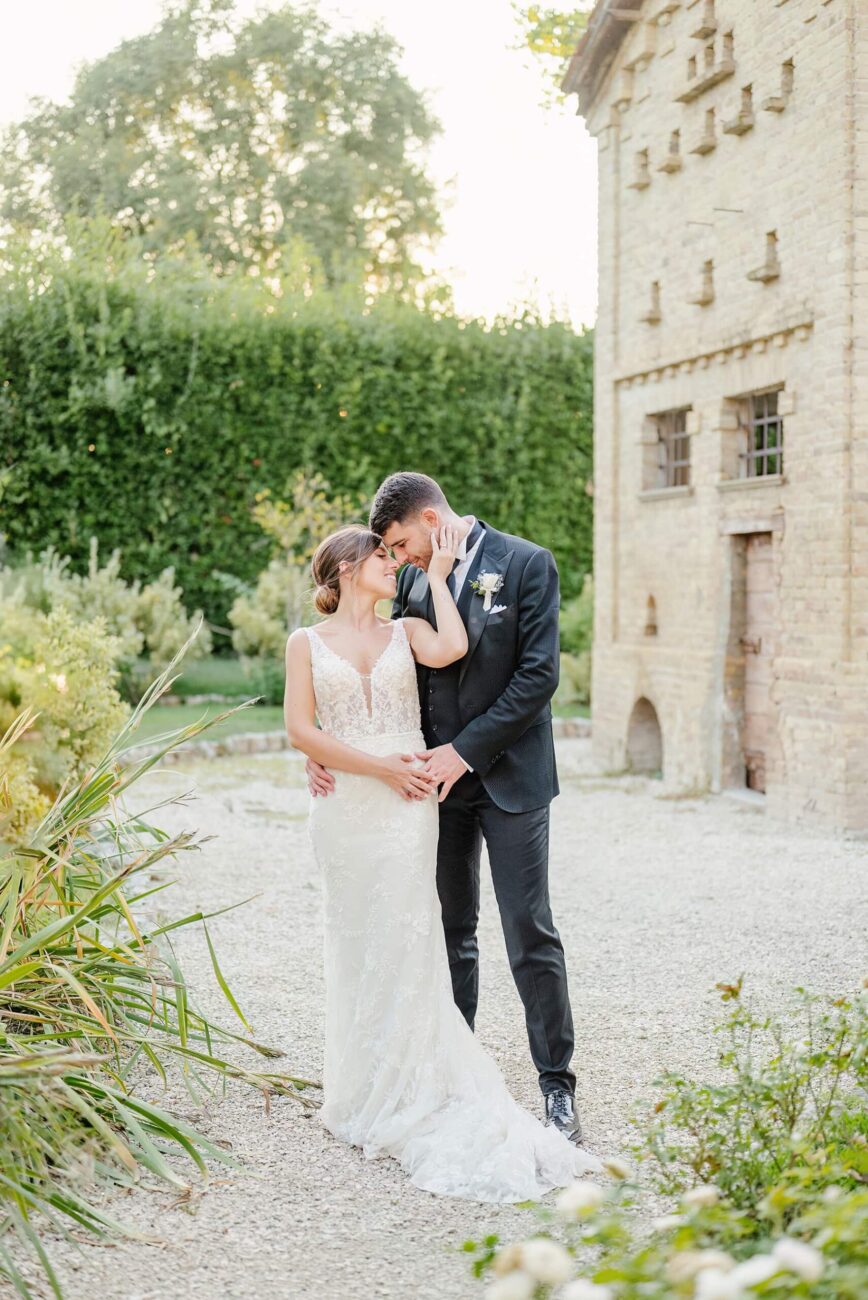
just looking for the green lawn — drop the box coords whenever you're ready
[554,701,591,719]
[169,655,255,698]
[124,703,285,747]
[125,696,588,751]
[128,655,587,751]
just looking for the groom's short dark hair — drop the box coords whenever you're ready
[369,472,448,535]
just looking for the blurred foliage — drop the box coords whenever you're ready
[0,605,128,842]
[559,573,593,659]
[0,220,594,628]
[0,0,443,295]
[0,642,315,1297]
[1,538,211,669]
[226,471,361,701]
[227,470,364,657]
[554,574,593,710]
[470,981,868,1300]
[514,4,593,97]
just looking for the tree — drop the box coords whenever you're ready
[514,5,593,97]
[0,0,443,293]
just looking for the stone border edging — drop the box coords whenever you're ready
[122,716,591,766]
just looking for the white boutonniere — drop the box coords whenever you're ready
[470,571,504,611]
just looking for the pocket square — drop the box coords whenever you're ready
[487,604,508,615]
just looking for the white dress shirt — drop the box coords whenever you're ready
[448,516,483,772]
[451,516,484,598]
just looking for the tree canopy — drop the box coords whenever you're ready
[0,0,443,292]
[514,5,592,96]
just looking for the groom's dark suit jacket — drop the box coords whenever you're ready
[392,521,560,814]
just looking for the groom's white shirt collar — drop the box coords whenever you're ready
[452,516,483,596]
[450,516,484,774]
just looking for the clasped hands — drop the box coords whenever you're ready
[307,742,467,804]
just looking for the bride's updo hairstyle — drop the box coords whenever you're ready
[311,525,384,615]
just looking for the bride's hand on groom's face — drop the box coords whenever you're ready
[426,525,461,586]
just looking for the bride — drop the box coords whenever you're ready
[283,523,599,1202]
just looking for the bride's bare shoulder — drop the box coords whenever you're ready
[285,626,313,664]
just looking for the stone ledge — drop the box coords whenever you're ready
[120,730,293,767]
[717,474,785,494]
[615,317,813,387]
[638,485,695,502]
[121,720,592,766]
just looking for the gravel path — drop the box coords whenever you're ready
[17,740,867,1300]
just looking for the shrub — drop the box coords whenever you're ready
[467,981,868,1300]
[0,539,211,668]
[227,470,363,659]
[0,228,594,626]
[560,575,594,658]
[0,602,128,839]
[555,651,592,712]
[0,638,316,1297]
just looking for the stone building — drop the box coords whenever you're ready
[563,0,868,831]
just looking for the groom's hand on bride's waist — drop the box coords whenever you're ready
[306,756,335,797]
[416,744,471,803]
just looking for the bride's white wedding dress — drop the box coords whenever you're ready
[305,617,599,1202]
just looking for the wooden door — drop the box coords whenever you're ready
[742,533,775,793]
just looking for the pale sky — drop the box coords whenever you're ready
[0,1,599,327]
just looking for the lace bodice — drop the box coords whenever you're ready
[305,618,421,741]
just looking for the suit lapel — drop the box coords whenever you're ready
[405,566,434,626]
[459,526,515,685]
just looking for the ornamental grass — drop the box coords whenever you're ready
[0,631,317,1297]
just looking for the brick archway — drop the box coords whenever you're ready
[626,697,663,776]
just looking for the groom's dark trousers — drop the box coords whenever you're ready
[393,520,576,1098]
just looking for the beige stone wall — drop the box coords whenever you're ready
[582,0,868,830]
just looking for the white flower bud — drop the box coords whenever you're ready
[518,1238,574,1285]
[555,1180,606,1220]
[485,1272,536,1300]
[665,1249,734,1284]
[694,1267,743,1300]
[772,1238,825,1282]
[492,1245,524,1277]
[684,1183,721,1209]
[730,1254,780,1287]
[561,1281,614,1300]
[602,1157,632,1180]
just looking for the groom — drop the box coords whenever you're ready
[306,472,581,1144]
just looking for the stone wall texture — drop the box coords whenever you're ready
[575,0,868,831]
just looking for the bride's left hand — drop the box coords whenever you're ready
[427,525,461,587]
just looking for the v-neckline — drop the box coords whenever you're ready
[310,620,398,680]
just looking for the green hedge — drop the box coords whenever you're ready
[0,258,593,627]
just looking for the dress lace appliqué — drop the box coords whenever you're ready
[304,617,599,1202]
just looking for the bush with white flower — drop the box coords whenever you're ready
[466,980,868,1300]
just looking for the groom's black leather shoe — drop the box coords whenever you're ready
[544,1090,583,1145]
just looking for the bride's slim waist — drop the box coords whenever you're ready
[331,728,425,756]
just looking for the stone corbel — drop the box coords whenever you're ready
[747,233,781,284]
[723,86,755,135]
[640,282,662,325]
[762,60,794,112]
[687,260,715,307]
[690,0,717,40]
